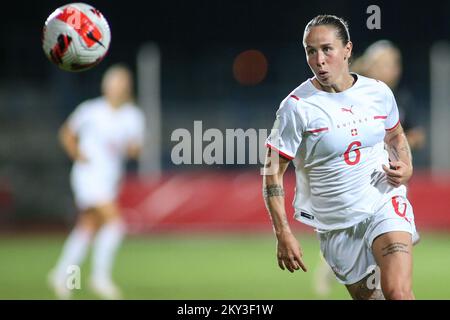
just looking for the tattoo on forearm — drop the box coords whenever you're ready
[393,135,412,163]
[382,242,410,257]
[401,134,412,158]
[263,184,285,199]
[400,144,412,162]
[390,146,400,161]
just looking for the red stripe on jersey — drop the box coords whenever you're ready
[57,6,103,48]
[265,143,294,160]
[306,127,329,134]
[290,95,300,100]
[374,115,388,119]
[386,119,400,131]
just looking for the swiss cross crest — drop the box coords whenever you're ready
[351,128,358,136]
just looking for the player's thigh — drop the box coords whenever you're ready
[93,201,121,223]
[77,208,102,232]
[368,196,415,296]
[372,231,413,292]
[345,274,384,300]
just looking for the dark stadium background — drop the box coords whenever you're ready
[0,0,449,300]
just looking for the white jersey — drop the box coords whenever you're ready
[266,74,407,230]
[68,97,145,208]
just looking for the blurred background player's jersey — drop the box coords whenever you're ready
[68,97,145,180]
[68,97,145,209]
[266,75,407,230]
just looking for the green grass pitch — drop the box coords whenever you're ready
[0,232,449,299]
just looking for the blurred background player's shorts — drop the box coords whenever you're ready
[70,165,119,210]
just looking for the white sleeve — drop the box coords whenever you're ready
[128,109,146,146]
[67,102,89,134]
[265,96,305,160]
[384,85,400,131]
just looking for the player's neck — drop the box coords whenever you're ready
[314,73,355,93]
[106,98,126,109]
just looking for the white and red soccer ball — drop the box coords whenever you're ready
[42,3,111,72]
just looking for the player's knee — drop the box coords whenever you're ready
[383,285,414,300]
[94,203,121,224]
[78,210,102,232]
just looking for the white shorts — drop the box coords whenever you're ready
[318,195,418,285]
[70,165,120,210]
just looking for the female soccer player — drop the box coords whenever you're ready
[312,39,425,297]
[263,15,418,300]
[48,64,145,299]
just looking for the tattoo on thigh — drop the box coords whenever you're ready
[355,283,385,300]
[348,276,385,300]
[382,242,410,257]
[263,184,285,198]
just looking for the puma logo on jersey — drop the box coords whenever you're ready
[341,106,354,115]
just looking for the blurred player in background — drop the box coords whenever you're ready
[313,39,426,297]
[48,64,146,299]
[263,15,419,299]
[352,40,426,150]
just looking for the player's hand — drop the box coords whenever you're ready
[382,160,413,187]
[276,231,307,273]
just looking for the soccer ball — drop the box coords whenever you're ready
[42,3,111,72]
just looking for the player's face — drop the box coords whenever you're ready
[102,70,133,106]
[303,25,352,87]
[365,49,402,89]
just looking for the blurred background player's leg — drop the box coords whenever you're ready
[48,209,99,299]
[89,202,125,300]
[313,252,336,297]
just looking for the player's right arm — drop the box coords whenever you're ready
[263,149,307,273]
[58,122,86,162]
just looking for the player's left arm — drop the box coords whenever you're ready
[383,123,413,187]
